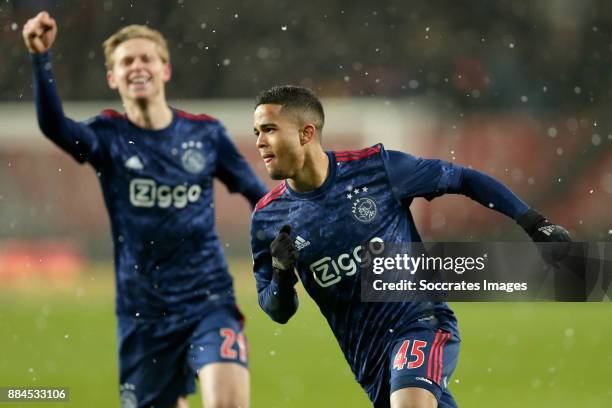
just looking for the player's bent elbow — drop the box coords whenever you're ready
[261,304,295,324]
[257,289,298,324]
[38,121,55,139]
[268,311,293,324]
[260,303,295,324]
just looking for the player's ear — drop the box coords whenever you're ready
[162,62,172,82]
[299,124,316,145]
[106,70,118,90]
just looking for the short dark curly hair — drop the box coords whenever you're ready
[255,85,325,131]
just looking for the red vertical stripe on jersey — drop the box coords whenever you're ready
[427,330,442,380]
[432,332,443,383]
[436,332,451,384]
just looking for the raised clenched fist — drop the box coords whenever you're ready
[270,225,299,272]
[22,11,57,54]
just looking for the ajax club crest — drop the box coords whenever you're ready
[181,141,206,174]
[346,185,378,223]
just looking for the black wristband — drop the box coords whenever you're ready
[272,267,298,288]
[517,208,546,235]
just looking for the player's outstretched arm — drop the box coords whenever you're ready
[251,223,299,324]
[384,148,572,242]
[447,168,572,244]
[23,12,99,164]
[215,127,268,207]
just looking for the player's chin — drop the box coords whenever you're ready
[131,91,153,100]
[267,167,288,180]
[126,87,155,102]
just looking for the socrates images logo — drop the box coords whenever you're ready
[346,185,377,223]
[181,141,206,174]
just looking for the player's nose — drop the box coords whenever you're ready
[256,132,267,148]
[131,57,146,70]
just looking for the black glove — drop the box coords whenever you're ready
[518,208,572,242]
[517,208,572,266]
[270,225,299,286]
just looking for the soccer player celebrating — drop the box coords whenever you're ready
[23,11,266,408]
[250,86,571,407]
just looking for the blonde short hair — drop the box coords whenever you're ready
[102,25,170,69]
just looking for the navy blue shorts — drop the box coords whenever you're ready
[370,323,460,408]
[388,327,460,407]
[117,305,248,408]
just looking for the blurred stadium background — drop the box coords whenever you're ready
[0,1,610,407]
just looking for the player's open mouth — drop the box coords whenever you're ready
[128,76,152,87]
[262,153,275,164]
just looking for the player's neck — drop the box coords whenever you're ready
[123,97,173,130]
[288,149,329,193]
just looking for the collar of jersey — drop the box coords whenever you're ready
[125,108,178,135]
[284,151,337,200]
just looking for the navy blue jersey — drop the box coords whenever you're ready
[32,52,267,320]
[251,144,528,397]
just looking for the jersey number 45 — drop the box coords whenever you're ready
[393,339,427,370]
